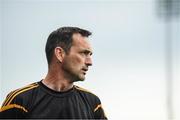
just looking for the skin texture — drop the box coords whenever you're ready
[42,33,93,92]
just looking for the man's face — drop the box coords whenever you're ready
[61,33,93,82]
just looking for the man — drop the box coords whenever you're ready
[0,27,107,119]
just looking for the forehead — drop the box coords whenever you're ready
[71,33,92,51]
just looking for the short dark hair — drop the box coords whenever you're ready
[45,27,92,65]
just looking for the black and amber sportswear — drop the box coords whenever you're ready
[0,81,107,119]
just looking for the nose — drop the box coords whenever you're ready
[85,57,92,66]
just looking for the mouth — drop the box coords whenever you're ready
[82,68,88,75]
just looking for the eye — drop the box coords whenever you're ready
[83,51,89,55]
[80,50,92,56]
[80,52,88,56]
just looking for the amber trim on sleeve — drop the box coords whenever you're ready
[0,104,28,113]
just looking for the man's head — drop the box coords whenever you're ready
[45,27,93,82]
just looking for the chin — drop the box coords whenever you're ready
[77,77,85,82]
[72,75,85,82]
[80,75,86,81]
[80,78,85,81]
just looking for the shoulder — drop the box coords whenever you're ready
[74,86,107,118]
[1,82,39,107]
[74,86,98,97]
[74,85,101,104]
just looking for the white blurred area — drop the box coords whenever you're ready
[0,0,2,105]
[0,0,179,120]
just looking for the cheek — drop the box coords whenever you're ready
[64,55,84,70]
[71,55,84,65]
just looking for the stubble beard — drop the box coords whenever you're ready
[66,71,85,82]
[61,64,85,83]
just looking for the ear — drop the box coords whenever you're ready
[54,47,65,63]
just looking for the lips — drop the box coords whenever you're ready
[82,68,88,72]
[82,68,88,75]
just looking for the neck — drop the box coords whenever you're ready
[42,65,73,92]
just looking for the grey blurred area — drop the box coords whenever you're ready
[157,0,180,19]
[156,0,180,119]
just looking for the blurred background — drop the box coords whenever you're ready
[0,0,179,120]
